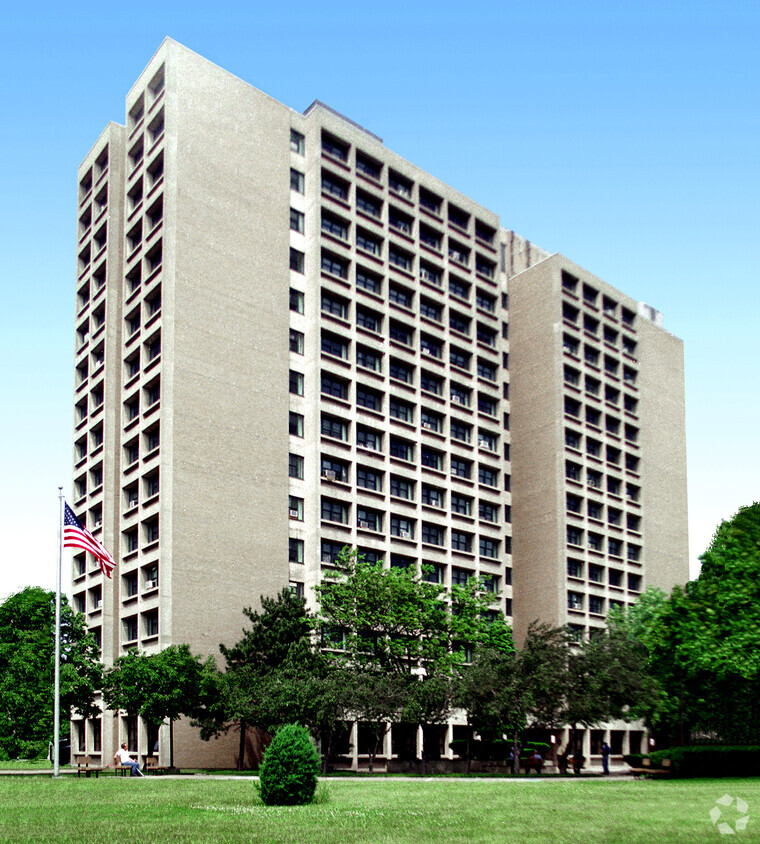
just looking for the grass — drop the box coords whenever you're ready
[0,776,758,842]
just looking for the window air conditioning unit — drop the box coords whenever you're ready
[94,599,102,609]
[400,530,411,539]
[451,395,462,404]
[289,509,300,519]
[321,554,333,563]
[128,498,138,508]
[422,421,432,429]
[93,519,102,528]
[322,469,337,480]
[146,579,157,590]
[422,348,431,355]
[358,520,370,529]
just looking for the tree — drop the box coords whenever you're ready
[619,502,760,745]
[315,548,501,767]
[103,644,215,768]
[198,589,319,769]
[0,587,101,759]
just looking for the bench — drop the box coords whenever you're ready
[629,758,672,779]
[522,755,544,774]
[145,756,168,776]
[75,756,106,779]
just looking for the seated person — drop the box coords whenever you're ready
[114,743,143,777]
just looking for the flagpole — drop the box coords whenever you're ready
[54,487,64,778]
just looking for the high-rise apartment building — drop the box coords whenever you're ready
[70,39,688,768]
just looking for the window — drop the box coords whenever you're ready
[388,284,413,308]
[321,171,349,201]
[389,247,413,273]
[587,469,602,489]
[451,532,472,553]
[476,290,496,312]
[289,370,304,396]
[420,410,442,433]
[289,412,304,437]
[423,562,444,583]
[628,544,641,562]
[589,596,605,615]
[289,329,304,355]
[289,496,304,521]
[356,467,382,491]
[566,462,582,482]
[357,426,381,451]
[421,523,443,546]
[567,494,582,513]
[290,129,305,155]
[567,591,584,610]
[356,152,381,180]
[477,325,496,348]
[124,616,138,642]
[420,262,442,286]
[479,538,499,559]
[389,359,413,384]
[144,424,159,453]
[321,374,348,400]
[320,539,343,563]
[356,229,381,256]
[389,170,413,198]
[390,437,413,461]
[419,224,441,251]
[290,288,304,313]
[450,384,470,407]
[478,466,498,487]
[356,385,382,410]
[321,212,348,240]
[566,398,582,420]
[320,414,347,440]
[479,501,499,522]
[290,248,305,273]
[124,528,138,554]
[608,538,622,557]
[421,447,443,471]
[321,291,348,320]
[588,564,604,583]
[567,526,583,546]
[565,429,581,449]
[451,494,471,515]
[290,168,304,193]
[357,507,382,531]
[356,347,382,373]
[567,559,583,578]
[421,335,442,359]
[449,311,470,334]
[322,498,348,524]
[390,398,413,422]
[356,306,381,332]
[450,421,471,443]
[450,457,471,479]
[588,500,603,520]
[588,532,604,551]
[356,190,382,219]
[389,321,412,346]
[321,251,348,279]
[322,132,348,161]
[419,187,441,215]
[478,395,497,416]
[420,372,442,394]
[477,361,496,381]
[627,514,641,532]
[390,475,414,500]
[144,472,159,499]
[321,456,348,482]
[321,332,348,359]
[564,335,579,356]
[450,347,470,369]
[422,485,444,508]
[609,569,623,587]
[628,574,642,592]
[289,453,304,479]
[419,298,442,322]
[608,508,622,527]
[289,538,304,563]
[356,266,381,293]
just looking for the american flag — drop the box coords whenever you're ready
[63,502,115,579]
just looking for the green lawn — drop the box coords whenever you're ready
[0,777,757,842]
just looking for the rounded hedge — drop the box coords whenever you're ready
[259,723,320,806]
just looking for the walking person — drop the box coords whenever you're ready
[601,742,611,775]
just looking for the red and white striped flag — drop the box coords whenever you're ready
[63,502,115,579]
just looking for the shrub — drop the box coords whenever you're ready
[649,745,760,777]
[258,723,320,806]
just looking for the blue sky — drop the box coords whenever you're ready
[1,0,757,599]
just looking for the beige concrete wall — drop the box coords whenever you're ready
[637,319,689,592]
[508,255,566,643]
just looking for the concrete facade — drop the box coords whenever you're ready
[70,39,688,769]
